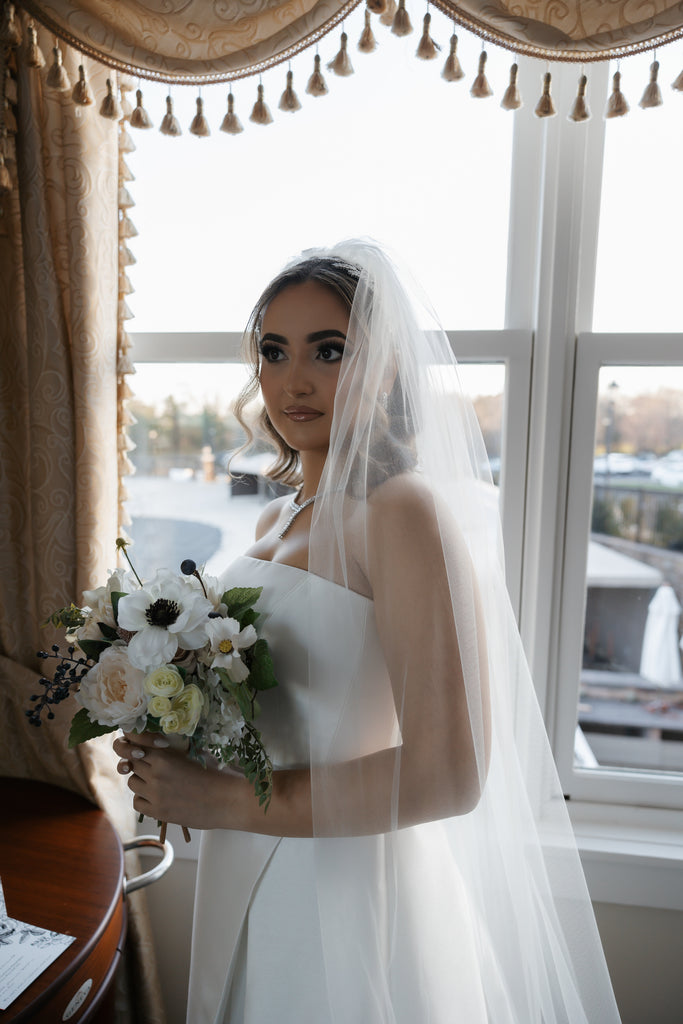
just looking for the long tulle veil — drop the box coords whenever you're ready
[299,239,621,1022]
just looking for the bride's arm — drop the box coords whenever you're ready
[115,477,490,836]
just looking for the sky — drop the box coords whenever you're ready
[121,6,682,412]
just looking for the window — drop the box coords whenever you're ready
[126,41,683,817]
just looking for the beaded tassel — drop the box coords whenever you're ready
[416,11,439,59]
[279,69,302,112]
[130,88,153,128]
[366,0,386,12]
[160,95,182,136]
[250,83,273,125]
[605,70,629,118]
[358,10,377,53]
[190,96,210,136]
[46,46,71,91]
[673,67,683,91]
[500,63,522,110]
[306,53,328,96]
[441,34,464,82]
[220,92,243,134]
[568,74,590,122]
[639,60,663,108]
[72,64,94,105]
[391,0,412,36]
[26,24,45,68]
[534,71,556,117]
[0,3,21,47]
[470,51,492,98]
[328,31,354,76]
[380,0,397,25]
[99,78,122,119]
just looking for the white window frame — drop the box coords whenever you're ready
[556,332,683,808]
[129,57,683,886]
[130,329,531,619]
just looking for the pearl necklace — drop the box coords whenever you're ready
[278,492,317,539]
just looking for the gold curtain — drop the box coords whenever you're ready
[433,0,683,61]
[0,23,164,1024]
[17,0,683,76]
[19,0,362,81]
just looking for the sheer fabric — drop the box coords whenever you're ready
[189,239,620,1023]
[304,240,620,1022]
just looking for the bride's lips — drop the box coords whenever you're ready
[283,406,323,421]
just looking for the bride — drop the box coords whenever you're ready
[114,240,621,1023]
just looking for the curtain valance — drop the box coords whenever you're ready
[18,0,363,82]
[15,0,683,82]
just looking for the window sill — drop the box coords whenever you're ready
[570,800,683,911]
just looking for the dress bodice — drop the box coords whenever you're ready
[222,555,400,768]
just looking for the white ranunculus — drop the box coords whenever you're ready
[144,665,185,698]
[205,616,257,683]
[75,645,147,732]
[76,568,136,645]
[188,573,228,618]
[117,570,214,670]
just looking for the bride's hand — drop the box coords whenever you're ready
[113,731,247,831]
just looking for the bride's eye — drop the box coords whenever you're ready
[316,343,344,363]
[260,343,285,363]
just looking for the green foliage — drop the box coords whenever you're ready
[42,604,86,631]
[68,707,116,747]
[222,586,263,626]
[110,591,126,624]
[97,622,119,642]
[655,504,683,551]
[248,639,277,691]
[591,497,620,536]
[77,638,111,662]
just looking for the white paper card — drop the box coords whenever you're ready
[0,876,76,1011]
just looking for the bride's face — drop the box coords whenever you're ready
[259,280,350,457]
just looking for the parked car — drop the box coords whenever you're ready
[651,450,683,488]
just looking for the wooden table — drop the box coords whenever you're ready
[0,778,125,1024]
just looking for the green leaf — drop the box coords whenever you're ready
[110,591,126,625]
[240,608,259,628]
[221,587,262,625]
[247,639,277,691]
[77,639,111,663]
[42,603,87,630]
[97,621,119,642]
[68,707,116,748]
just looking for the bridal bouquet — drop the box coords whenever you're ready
[28,539,278,822]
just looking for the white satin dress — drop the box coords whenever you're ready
[186,555,488,1024]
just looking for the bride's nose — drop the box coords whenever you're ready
[283,357,314,396]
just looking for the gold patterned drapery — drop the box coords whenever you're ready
[15,0,683,79]
[0,18,165,1023]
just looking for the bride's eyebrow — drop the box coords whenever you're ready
[259,330,347,346]
[307,330,346,344]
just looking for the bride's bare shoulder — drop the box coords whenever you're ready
[367,473,437,523]
[254,495,289,541]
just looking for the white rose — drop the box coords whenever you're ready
[75,568,136,647]
[144,665,185,698]
[75,646,147,732]
[148,695,172,718]
[161,684,204,736]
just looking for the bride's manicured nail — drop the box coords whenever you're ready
[119,761,132,774]
[153,738,170,748]
[130,748,145,759]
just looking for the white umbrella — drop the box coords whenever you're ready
[639,585,683,687]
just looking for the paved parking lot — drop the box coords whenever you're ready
[125,474,266,580]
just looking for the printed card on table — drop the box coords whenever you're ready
[0,876,75,1011]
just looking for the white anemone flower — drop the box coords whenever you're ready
[206,616,257,683]
[117,569,214,670]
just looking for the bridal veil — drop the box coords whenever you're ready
[280,238,622,1022]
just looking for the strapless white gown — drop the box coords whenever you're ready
[186,555,488,1024]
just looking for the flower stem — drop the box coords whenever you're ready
[116,537,144,587]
